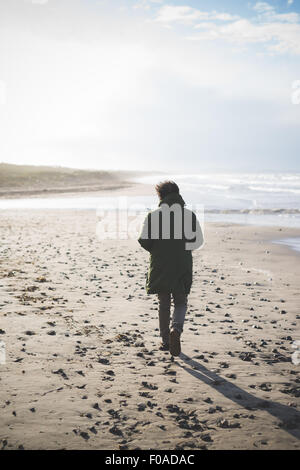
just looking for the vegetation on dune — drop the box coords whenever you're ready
[0,163,120,189]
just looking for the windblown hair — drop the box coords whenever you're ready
[155,180,180,200]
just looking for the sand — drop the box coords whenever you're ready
[0,206,300,450]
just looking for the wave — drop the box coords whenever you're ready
[141,173,300,195]
[204,208,300,215]
[274,238,300,254]
[248,185,300,194]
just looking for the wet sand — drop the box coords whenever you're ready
[0,209,299,450]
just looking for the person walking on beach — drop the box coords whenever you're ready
[138,181,203,356]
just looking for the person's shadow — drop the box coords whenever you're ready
[176,353,300,440]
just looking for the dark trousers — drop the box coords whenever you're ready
[157,293,188,344]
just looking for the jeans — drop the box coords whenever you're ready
[157,292,188,345]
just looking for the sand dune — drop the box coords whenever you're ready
[0,163,152,198]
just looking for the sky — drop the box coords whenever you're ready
[0,0,300,172]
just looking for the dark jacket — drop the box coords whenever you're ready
[138,192,203,294]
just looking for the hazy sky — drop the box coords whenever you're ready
[0,0,300,172]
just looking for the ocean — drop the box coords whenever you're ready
[1,172,300,235]
[135,172,300,230]
[136,172,300,218]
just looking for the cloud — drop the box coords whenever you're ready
[153,3,300,55]
[155,6,209,24]
[1,0,299,171]
[134,0,164,10]
[253,2,299,23]
[253,2,274,14]
[189,21,300,55]
[154,5,239,25]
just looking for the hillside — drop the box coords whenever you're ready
[0,163,142,198]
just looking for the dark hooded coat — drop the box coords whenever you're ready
[138,192,202,294]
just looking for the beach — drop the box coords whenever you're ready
[2,0,300,452]
[0,204,299,450]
